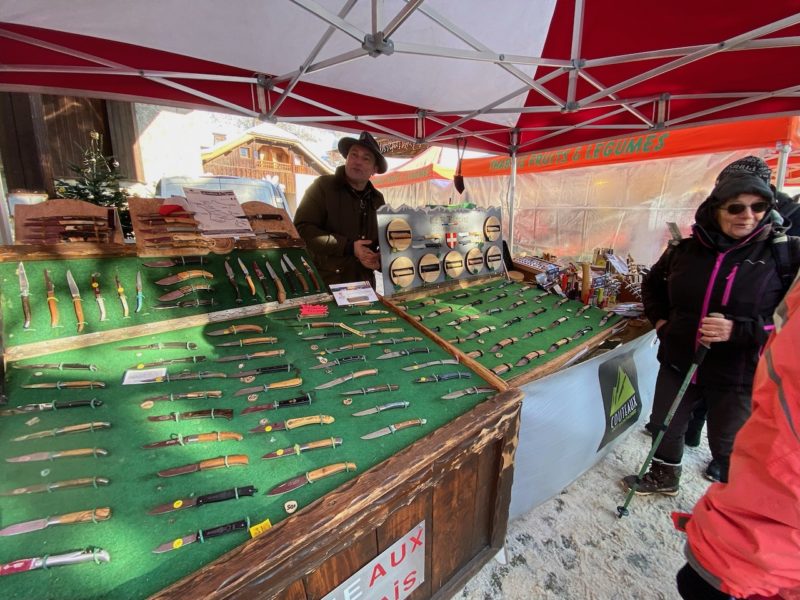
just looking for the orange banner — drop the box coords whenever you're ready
[462,117,800,178]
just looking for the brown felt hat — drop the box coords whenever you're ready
[338,131,388,174]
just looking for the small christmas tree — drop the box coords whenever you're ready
[55,131,132,237]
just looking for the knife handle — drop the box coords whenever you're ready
[305,266,321,292]
[21,295,31,329]
[194,432,243,443]
[57,422,111,435]
[72,298,85,332]
[199,454,249,471]
[201,518,249,540]
[54,399,104,410]
[350,368,378,380]
[272,274,287,304]
[176,270,215,283]
[268,377,303,390]
[47,295,59,327]
[393,418,426,432]
[197,485,257,506]
[53,506,112,525]
[285,415,335,429]
[54,447,109,459]
[302,437,342,451]
[48,476,111,491]
[307,462,356,483]
[295,271,310,293]
[241,337,278,346]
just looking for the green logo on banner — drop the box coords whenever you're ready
[609,367,637,429]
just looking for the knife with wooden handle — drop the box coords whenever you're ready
[0,507,111,536]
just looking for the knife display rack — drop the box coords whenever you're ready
[14,198,125,245]
[376,206,504,296]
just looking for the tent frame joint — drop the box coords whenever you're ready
[256,74,274,90]
[363,32,395,57]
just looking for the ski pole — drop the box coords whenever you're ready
[616,313,721,518]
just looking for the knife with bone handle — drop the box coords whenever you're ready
[6,447,108,463]
[157,454,249,478]
[0,507,111,537]
[234,376,303,397]
[155,270,214,286]
[315,368,377,390]
[249,414,334,434]
[12,422,110,442]
[262,436,342,460]
[0,476,110,497]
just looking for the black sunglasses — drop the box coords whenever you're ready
[721,201,770,215]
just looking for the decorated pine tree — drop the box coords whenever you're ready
[55,131,132,237]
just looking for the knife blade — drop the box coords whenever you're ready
[154,270,214,286]
[237,258,257,296]
[135,270,144,313]
[214,349,286,363]
[262,436,342,460]
[90,272,107,321]
[43,268,58,328]
[0,398,103,417]
[224,259,242,303]
[114,274,129,318]
[283,255,309,293]
[264,260,287,303]
[65,270,85,332]
[314,368,377,390]
[147,485,257,515]
[12,421,111,442]
[360,418,427,440]
[300,256,321,291]
[352,401,410,417]
[266,462,356,496]
[142,256,208,268]
[6,447,109,463]
[142,431,243,449]
[241,393,312,415]
[156,454,249,478]
[234,376,303,398]
[0,507,111,537]
[17,262,31,329]
[441,386,495,400]
[152,518,249,553]
[279,257,298,295]
[0,547,111,575]
[248,414,334,433]
[157,283,213,302]
[252,261,274,300]
[309,355,367,370]
[0,476,110,497]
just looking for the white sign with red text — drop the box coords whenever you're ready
[322,521,425,600]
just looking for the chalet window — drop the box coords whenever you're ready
[240,148,250,158]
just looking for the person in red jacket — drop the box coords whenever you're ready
[675,270,800,599]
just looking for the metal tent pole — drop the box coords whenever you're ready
[507,130,520,255]
[776,142,792,191]
[0,175,12,244]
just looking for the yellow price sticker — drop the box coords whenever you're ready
[172,500,183,509]
[249,518,272,538]
[172,538,184,549]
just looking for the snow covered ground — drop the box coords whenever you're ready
[456,428,714,600]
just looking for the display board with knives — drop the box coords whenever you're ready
[376,206,504,296]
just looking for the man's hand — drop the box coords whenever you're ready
[354,239,381,270]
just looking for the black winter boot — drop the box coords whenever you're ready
[622,459,681,496]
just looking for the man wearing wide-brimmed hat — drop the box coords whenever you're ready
[294,131,387,286]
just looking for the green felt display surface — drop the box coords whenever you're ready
[0,303,493,599]
[398,280,622,380]
[0,249,323,346]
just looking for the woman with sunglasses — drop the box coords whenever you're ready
[623,163,800,496]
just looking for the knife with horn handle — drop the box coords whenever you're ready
[465,325,496,340]
[264,260,287,304]
[361,418,427,440]
[157,454,249,478]
[548,337,571,353]
[441,386,496,400]
[135,270,144,313]
[447,314,480,326]
[352,317,397,326]
[300,256,321,291]
[114,274,130,318]
[319,337,422,355]
[339,384,399,396]
[526,307,548,318]
[548,316,569,329]
[65,270,85,332]
[22,381,106,390]
[310,355,366,370]
[466,349,484,359]
[12,422,110,442]
[490,337,519,352]
[279,257,298,295]
[352,401,410,417]
[376,347,431,360]
[44,269,59,328]
[207,324,264,336]
[531,291,550,302]
[402,359,460,371]
[234,376,303,398]
[479,285,494,293]
[142,431,243,449]
[152,517,250,553]
[148,485,257,515]
[13,362,98,371]
[235,363,293,379]
[0,476,110,497]
[241,393,313,415]
[262,436,342,460]
[148,409,233,422]
[223,259,243,303]
[216,336,277,348]
[214,349,286,363]
[598,311,615,326]
[0,547,111,575]
[555,297,570,307]
[249,414,334,434]
[0,398,103,417]
[482,307,502,316]
[522,326,546,339]
[18,262,31,329]
[236,258,256,296]
[501,316,524,329]
[314,368,378,390]
[507,299,527,310]
[0,507,111,537]
[414,372,472,383]
[157,283,213,302]
[252,261,274,300]
[486,292,508,303]
[142,256,208,268]
[516,350,546,367]
[424,306,453,319]
[575,304,592,317]
[570,325,594,340]
[490,363,514,376]
[284,255,309,293]
[154,270,214,286]
[6,447,109,463]
[90,273,108,321]
[266,461,356,496]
